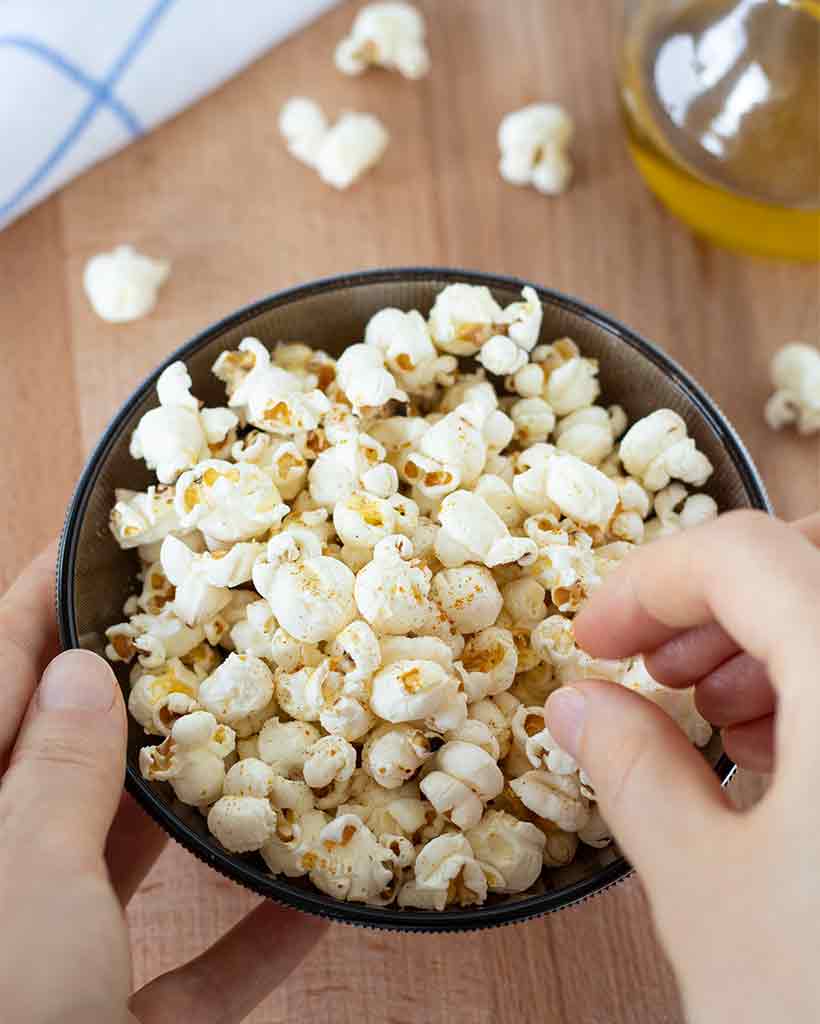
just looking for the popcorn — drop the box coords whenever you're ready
[370,658,461,725]
[175,459,289,542]
[456,627,518,702]
[545,357,600,415]
[253,541,356,644]
[435,491,537,569]
[258,717,321,778]
[160,534,262,627]
[510,398,556,444]
[130,363,238,485]
[214,338,330,436]
[354,536,432,634]
[365,307,456,397]
[335,2,430,79]
[479,334,528,376]
[509,770,589,832]
[109,284,721,911]
[502,578,547,628]
[469,698,514,760]
[498,104,574,195]
[232,433,308,500]
[511,362,546,399]
[473,474,522,527]
[444,719,501,759]
[230,598,277,658]
[643,483,719,541]
[197,652,274,727]
[128,658,200,736]
[139,710,235,807]
[207,795,278,853]
[541,827,579,867]
[303,735,358,790]
[261,808,328,878]
[542,453,618,529]
[432,565,503,634]
[428,284,504,356]
[554,406,615,465]
[413,833,489,907]
[619,410,713,491]
[362,723,432,789]
[83,243,169,322]
[499,286,543,353]
[110,486,180,549]
[279,96,390,190]
[417,403,489,486]
[108,610,203,670]
[317,112,390,190]
[420,739,503,830]
[336,344,407,412]
[333,491,398,548]
[279,96,328,167]
[765,342,820,435]
[308,814,399,905]
[466,810,545,893]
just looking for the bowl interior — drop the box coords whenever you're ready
[59,268,767,932]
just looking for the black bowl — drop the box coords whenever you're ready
[57,268,769,932]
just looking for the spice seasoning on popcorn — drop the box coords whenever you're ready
[106,282,717,910]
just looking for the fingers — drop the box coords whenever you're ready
[646,623,739,689]
[546,681,731,895]
[694,653,775,728]
[106,793,168,906]
[0,540,60,762]
[129,902,328,1024]
[0,650,127,869]
[573,512,820,708]
[722,716,775,774]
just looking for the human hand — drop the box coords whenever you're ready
[545,510,820,1022]
[0,543,327,1024]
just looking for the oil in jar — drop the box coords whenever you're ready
[619,0,820,260]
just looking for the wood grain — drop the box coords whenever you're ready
[0,1,817,1021]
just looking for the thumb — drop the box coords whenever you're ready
[1,649,127,867]
[545,680,731,896]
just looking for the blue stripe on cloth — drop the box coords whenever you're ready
[0,0,176,222]
[0,36,143,134]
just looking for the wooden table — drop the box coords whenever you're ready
[1,2,817,1021]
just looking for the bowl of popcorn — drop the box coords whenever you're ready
[57,268,768,931]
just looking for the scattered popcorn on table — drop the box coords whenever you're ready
[106,280,718,910]
[335,2,430,80]
[498,104,574,196]
[279,98,389,189]
[83,244,170,323]
[764,342,820,436]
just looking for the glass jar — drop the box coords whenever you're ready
[619,0,820,260]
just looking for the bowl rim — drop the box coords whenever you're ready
[57,266,770,932]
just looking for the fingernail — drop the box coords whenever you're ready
[38,650,117,711]
[545,687,587,758]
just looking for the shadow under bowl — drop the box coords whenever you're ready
[57,267,769,932]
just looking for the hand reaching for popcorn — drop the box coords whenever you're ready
[546,510,820,1023]
[0,543,326,1024]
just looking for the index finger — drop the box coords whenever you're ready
[0,540,60,762]
[574,511,820,744]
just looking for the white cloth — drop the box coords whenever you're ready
[0,0,338,229]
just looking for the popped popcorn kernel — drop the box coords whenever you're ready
[84,244,169,323]
[335,2,430,79]
[498,104,574,196]
[764,342,820,435]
